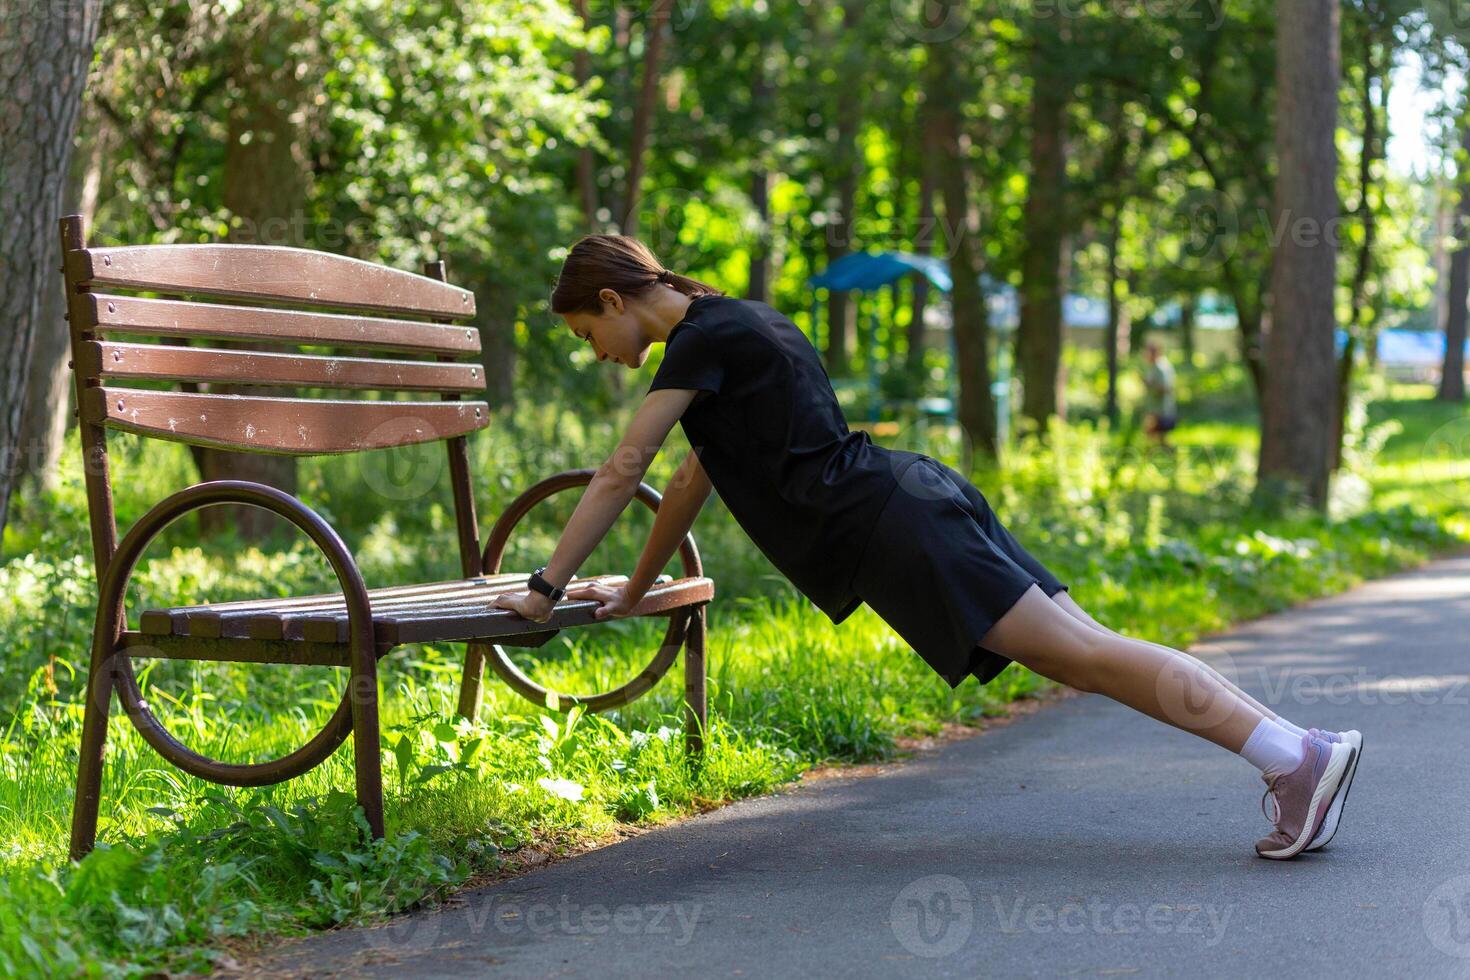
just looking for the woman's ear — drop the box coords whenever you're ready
[598,288,623,314]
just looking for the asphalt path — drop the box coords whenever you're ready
[236,548,1470,979]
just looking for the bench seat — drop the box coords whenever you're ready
[137,572,714,648]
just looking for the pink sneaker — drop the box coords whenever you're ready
[1304,727,1362,851]
[1255,731,1353,860]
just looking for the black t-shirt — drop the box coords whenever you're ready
[646,294,926,623]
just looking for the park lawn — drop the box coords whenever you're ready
[0,367,1466,977]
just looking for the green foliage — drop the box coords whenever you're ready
[2,368,1467,973]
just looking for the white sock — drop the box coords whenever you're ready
[1274,717,1309,739]
[1239,717,1306,778]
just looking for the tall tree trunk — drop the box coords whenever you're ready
[1179,295,1196,365]
[196,12,309,538]
[1258,0,1340,510]
[927,39,996,460]
[17,104,108,495]
[823,0,864,378]
[907,109,939,379]
[1333,21,1383,470]
[573,0,600,231]
[748,169,772,303]
[619,0,671,236]
[1438,120,1470,403]
[747,44,774,303]
[1016,25,1069,442]
[0,0,104,537]
[478,301,517,410]
[1104,206,1124,428]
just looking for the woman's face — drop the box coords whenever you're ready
[562,290,649,369]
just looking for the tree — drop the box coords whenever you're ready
[1440,118,1470,403]
[927,27,997,460]
[0,0,104,536]
[1258,0,1341,509]
[619,0,672,237]
[1015,18,1070,440]
[193,3,317,537]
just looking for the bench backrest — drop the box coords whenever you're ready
[62,223,487,455]
[58,214,489,580]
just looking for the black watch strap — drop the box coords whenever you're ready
[528,566,566,602]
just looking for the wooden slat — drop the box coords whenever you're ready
[180,575,628,641]
[290,574,635,643]
[383,578,714,646]
[119,631,357,667]
[302,577,714,645]
[83,341,485,393]
[133,573,712,649]
[68,245,475,319]
[138,573,533,638]
[83,387,487,455]
[83,295,480,356]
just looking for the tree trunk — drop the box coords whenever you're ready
[1179,295,1196,365]
[17,98,109,496]
[0,0,104,536]
[907,110,939,379]
[747,46,774,304]
[1333,22,1382,470]
[573,0,600,231]
[822,0,864,379]
[196,12,310,538]
[1016,26,1068,442]
[1439,121,1470,404]
[478,300,517,410]
[1104,206,1123,428]
[927,39,996,460]
[1258,0,1340,510]
[619,0,671,237]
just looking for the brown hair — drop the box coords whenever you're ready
[550,234,724,316]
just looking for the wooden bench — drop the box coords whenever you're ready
[58,214,714,860]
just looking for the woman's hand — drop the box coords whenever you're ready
[563,580,640,621]
[491,589,557,624]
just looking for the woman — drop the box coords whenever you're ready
[492,235,1361,860]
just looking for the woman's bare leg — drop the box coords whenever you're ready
[1048,589,1282,725]
[981,584,1265,753]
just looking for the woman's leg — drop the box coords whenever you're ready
[981,584,1265,753]
[1047,589,1283,727]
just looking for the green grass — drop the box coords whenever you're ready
[0,362,1466,976]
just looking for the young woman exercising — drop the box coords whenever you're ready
[491,235,1362,860]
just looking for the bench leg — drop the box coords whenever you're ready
[683,603,708,762]
[70,644,117,861]
[457,642,487,722]
[350,648,385,840]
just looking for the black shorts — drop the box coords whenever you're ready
[850,456,1068,689]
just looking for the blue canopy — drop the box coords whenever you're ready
[809,250,952,293]
[1375,328,1469,366]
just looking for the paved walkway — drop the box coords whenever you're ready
[240,550,1470,979]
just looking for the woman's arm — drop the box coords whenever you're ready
[624,447,714,601]
[492,388,697,622]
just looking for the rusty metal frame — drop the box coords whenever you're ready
[463,469,709,758]
[59,216,712,860]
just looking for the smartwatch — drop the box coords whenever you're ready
[527,566,566,602]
